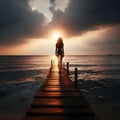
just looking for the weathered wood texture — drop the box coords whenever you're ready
[24,66,97,120]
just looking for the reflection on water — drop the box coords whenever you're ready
[0,56,51,85]
[64,55,120,120]
[65,55,120,81]
[0,55,120,120]
[0,55,51,120]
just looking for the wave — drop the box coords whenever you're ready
[69,64,120,67]
[0,68,48,84]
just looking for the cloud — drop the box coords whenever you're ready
[50,0,56,6]
[89,25,120,47]
[49,0,56,14]
[48,0,120,36]
[0,0,120,49]
[0,0,46,45]
[80,25,120,54]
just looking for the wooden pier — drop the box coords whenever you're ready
[24,64,97,120]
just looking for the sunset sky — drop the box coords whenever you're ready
[0,0,120,55]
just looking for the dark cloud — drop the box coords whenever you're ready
[89,25,120,46]
[49,0,56,14]
[50,0,56,6]
[49,0,120,36]
[82,25,120,54]
[46,0,120,55]
[0,0,120,49]
[0,0,46,45]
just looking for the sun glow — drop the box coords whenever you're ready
[53,33,61,40]
[54,56,58,66]
[51,55,58,67]
[51,31,61,43]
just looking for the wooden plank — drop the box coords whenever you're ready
[24,67,97,120]
[24,116,96,120]
[31,98,88,107]
[26,107,94,116]
[34,91,83,98]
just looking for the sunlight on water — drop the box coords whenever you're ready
[50,55,58,67]
[0,55,120,120]
[55,56,58,66]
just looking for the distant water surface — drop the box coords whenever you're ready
[0,55,50,120]
[64,55,120,120]
[0,55,120,120]
[64,55,120,80]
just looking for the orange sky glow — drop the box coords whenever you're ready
[0,26,116,55]
[0,0,120,55]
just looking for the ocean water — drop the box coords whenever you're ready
[64,55,120,120]
[0,55,120,120]
[0,55,50,120]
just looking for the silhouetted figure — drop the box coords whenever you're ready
[55,37,64,72]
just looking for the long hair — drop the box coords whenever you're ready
[57,37,63,45]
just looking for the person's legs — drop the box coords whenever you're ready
[58,55,62,73]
